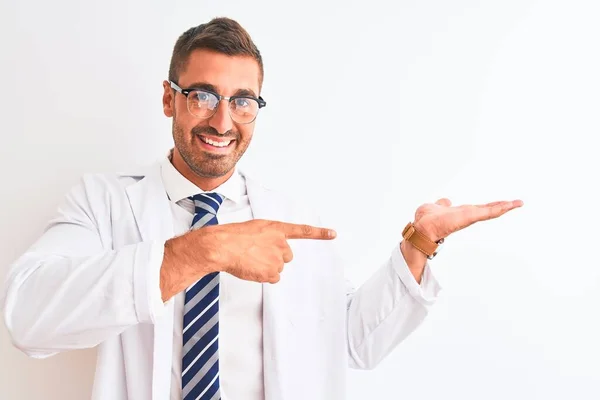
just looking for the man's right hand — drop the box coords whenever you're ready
[159,219,337,302]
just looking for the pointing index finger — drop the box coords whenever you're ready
[276,222,337,240]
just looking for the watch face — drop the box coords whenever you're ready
[428,239,444,260]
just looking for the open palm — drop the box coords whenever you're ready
[414,198,524,242]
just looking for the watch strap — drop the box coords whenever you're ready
[402,222,442,258]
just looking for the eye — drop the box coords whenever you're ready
[196,92,210,102]
[234,98,250,108]
[190,90,218,109]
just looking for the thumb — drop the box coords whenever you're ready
[435,198,452,207]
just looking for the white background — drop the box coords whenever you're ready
[1,0,599,399]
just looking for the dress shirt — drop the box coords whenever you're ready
[160,155,264,400]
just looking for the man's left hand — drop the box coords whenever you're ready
[400,198,523,283]
[413,198,524,242]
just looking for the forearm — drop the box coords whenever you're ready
[346,245,441,369]
[3,241,164,356]
[159,228,222,302]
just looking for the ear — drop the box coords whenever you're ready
[162,80,174,117]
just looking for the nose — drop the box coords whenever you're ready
[208,100,233,135]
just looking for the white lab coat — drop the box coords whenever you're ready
[2,161,441,400]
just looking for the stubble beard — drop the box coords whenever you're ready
[172,119,249,179]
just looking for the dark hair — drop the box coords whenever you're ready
[168,17,264,87]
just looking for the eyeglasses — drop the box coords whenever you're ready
[169,81,266,124]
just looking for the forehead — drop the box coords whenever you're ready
[179,49,261,95]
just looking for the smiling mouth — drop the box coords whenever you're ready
[198,135,235,148]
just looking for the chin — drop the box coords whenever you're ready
[190,162,234,179]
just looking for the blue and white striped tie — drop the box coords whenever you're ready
[182,192,224,400]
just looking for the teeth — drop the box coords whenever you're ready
[201,137,231,147]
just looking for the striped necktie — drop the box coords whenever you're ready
[182,192,224,400]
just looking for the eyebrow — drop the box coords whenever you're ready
[184,82,258,98]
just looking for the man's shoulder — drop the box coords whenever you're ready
[240,170,324,223]
[75,161,160,196]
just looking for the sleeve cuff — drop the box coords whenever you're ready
[390,243,442,306]
[133,240,168,324]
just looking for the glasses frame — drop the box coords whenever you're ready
[169,80,266,124]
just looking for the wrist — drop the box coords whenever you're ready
[413,221,439,242]
[402,221,444,259]
[193,227,228,273]
[400,239,427,283]
[159,229,221,302]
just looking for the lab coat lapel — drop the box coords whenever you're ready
[125,162,175,400]
[244,173,288,400]
[125,163,174,244]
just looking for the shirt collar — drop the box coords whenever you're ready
[160,150,246,204]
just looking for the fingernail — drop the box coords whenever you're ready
[329,230,337,238]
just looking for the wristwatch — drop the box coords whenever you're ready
[402,222,444,260]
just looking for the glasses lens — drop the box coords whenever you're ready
[187,90,219,119]
[229,97,259,124]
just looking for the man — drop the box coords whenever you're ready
[2,17,522,400]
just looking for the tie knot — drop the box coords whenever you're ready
[189,193,224,230]
[190,192,224,215]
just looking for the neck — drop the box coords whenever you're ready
[171,148,234,191]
